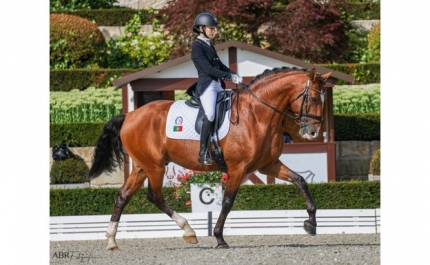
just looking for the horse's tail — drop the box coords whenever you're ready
[87,114,126,180]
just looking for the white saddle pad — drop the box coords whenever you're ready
[166,100,231,140]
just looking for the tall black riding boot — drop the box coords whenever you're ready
[198,116,213,165]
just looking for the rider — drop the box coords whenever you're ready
[191,12,243,165]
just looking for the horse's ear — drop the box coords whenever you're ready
[308,68,318,81]
[321,71,333,81]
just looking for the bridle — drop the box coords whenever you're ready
[234,77,326,125]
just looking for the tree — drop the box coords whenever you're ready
[157,0,352,63]
[264,0,352,63]
[155,0,275,59]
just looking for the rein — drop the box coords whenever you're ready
[238,78,326,123]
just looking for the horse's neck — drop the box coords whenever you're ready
[245,76,296,122]
[234,90,285,133]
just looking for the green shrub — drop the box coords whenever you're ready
[369,149,381,175]
[366,21,380,62]
[333,85,380,114]
[50,13,108,69]
[50,157,89,184]
[347,2,380,20]
[343,26,369,63]
[50,0,118,11]
[106,13,173,69]
[50,87,122,124]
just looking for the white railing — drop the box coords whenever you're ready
[50,209,380,241]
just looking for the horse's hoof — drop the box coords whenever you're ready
[183,235,198,244]
[215,243,229,249]
[304,220,317,236]
[106,245,119,251]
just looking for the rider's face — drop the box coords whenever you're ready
[201,26,218,39]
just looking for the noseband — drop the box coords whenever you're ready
[240,78,326,123]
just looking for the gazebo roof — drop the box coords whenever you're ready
[112,40,354,88]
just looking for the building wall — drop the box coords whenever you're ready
[336,141,380,181]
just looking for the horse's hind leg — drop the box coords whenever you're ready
[258,159,317,235]
[145,172,198,244]
[106,164,147,250]
[213,171,243,249]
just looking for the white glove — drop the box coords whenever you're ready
[230,74,243,84]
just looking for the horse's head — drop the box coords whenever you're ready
[288,68,331,140]
[240,67,332,141]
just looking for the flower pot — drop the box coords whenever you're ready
[190,183,223,213]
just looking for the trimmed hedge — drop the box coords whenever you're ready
[51,9,151,26]
[50,122,105,147]
[50,181,380,216]
[49,113,380,147]
[320,62,380,85]
[50,63,380,91]
[334,113,380,141]
[50,69,140,91]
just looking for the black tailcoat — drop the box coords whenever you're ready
[191,39,234,97]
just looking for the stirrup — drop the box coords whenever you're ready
[198,153,213,165]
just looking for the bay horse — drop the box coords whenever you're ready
[88,67,331,250]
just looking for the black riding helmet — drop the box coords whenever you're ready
[193,12,219,38]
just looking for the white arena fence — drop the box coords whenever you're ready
[50,209,380,241]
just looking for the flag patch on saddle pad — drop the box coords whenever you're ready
[173,116,184,132]
[173,125,183,132]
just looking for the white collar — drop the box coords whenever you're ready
[197,36,211,46]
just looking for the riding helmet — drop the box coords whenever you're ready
[193,12,219,34]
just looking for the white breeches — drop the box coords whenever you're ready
[199,80,223,122]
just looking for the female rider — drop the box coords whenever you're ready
[191,12,242,165]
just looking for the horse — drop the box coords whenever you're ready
[87,66,331,250]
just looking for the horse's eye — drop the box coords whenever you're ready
[309,97,318,104]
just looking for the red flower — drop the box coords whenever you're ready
[221,173,228,183]
[185,200,191,206]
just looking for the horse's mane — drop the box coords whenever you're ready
[248,66,325,87]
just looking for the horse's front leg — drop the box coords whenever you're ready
[106,165,147,250]
[259,159,317,235]
[145,170,198,244]
[213,174,242,249]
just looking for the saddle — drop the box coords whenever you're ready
[185,82,232,173]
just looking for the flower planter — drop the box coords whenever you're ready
[190,183,223,213]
